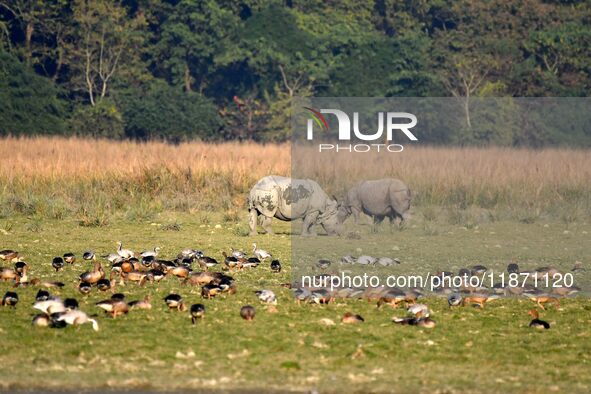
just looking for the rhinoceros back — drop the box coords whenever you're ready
[249,176,326,220]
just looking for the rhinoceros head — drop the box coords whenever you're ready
[319,199,343,236]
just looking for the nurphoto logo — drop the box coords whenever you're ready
[304,107,418,153]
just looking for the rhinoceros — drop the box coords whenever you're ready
[248,175,342,236]
[338,178,411,231]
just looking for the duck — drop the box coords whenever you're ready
[376,288,406,309]
[0,267,18,282]
[190,303,205,324]
[528,309,550,329]
[255,289,277,305]
[392,316,436,328]
[201,284,223,299]
[35,289,51,302]
[179,248,198,260]
[316,259,332,270]
[197,255,218,270]
[83,251,95,261]
[116,242,135,259]
[104,253,123,264]
[356,255,377,265]
[310,289,333,305]
[78,281,92,295]
[462,294,499,308]
[447,293,463,308]
[507,262,519,274]
[53,310,99,331]
[79,262,105,284]
[167,266,191,279]
[110,293,126,302]
[240,305,256,321]
[141,247,160,258]
[407,303,430,317]
[96,299,129,318]
[222,252,242,270]
[470,265,488,275]
[34,299,66,314]
[14,261,27,275]
[64,298,79,310]
[63,253,76,264]
[341,312,364,324]
[29,278,65,288]
[293,287,311,305]
[524,294,560,310]
[96,278,112,292]
[52,257,65,272]
[146,269,166,283]
[0,250,19,262]
[552,285,580,296]
[129,295,152,310]
[231,248,246,259]
[32,313,52,327]
[120,271,148,286]
[164,294,186,311]
[270,260,282,273]
[252,243,272,261]
[572,261,584,272]
[1,291,18,307]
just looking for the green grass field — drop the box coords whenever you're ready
[0,212,590,393]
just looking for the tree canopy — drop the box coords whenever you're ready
[1,0,590,145]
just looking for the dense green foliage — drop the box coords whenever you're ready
[0,0,590,144]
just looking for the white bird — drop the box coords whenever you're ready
[141,247,160,258]
[34,299,66,314]
[231,248,246,259]
[179,248,197,259]
[116,242,135,259]
[55,310,99,331]
[104,253,123,264]
[252,243,272,261]
[255,289,277,305]
[407,303,430,317]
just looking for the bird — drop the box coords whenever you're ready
[507,262,519,274]
[78,282,92,295]
[79,262,104,284]
[110,293,126,302]
[96,299,129,318]
[52,257,65,272]
[252,243,272,261]
[1,291,18,307]
[96,278,112,292]
[407,303,430,317]
[572,261,584,272]
[82,251,95,261]
[164,294,186,311]
[356,255,377,265]
[341,312,364,324]
[141,247,160,258]
[64,298,79,310]
[316,259,332,270]
[116,242,135,259]
[392,316,436,328]
[201,284,223,299]
[14,261,27,275]
[255,289,277,305]
[528,309,550,329]
[32,313,52,327]
[129,295,152,310]
[0,250,19,262]
[462,294,499,308]
[197,255,219,270]
[524,294,560,310]
[470,265,488,275]
[448,293,463,308]
[190,303,205,324]
[231,248,246,259]
[63,253,76,264]
[310,289,333,305]
[53,310,99,331]
[0,267,18,282]
[34,299,66,314]
[240,305,256,321]
[293,287,311,305]
[35,289,51,302]
[270,260,282,273]
[222,252,242,270]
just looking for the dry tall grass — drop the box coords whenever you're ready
[0,137,589,224]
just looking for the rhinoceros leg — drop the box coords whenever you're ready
[248,209,259,236]
[372,215,385,233]
[301,211,319,236]
[261,215,274,234]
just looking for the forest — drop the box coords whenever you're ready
[1,0,590,144]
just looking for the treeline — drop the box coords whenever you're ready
[1,0,590,144]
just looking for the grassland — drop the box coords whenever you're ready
[0,137,590,393]
[0,212,590,393]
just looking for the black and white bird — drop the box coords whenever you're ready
[252,243,272,261]
[190,303,205,324]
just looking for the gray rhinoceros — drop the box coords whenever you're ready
[248,175,342,236]
[338,178,411,231]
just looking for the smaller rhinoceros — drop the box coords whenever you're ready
[338,178,412,232]
[248,175,342,236]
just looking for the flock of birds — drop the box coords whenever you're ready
[0,242,277,331]
[0,243,584,331]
